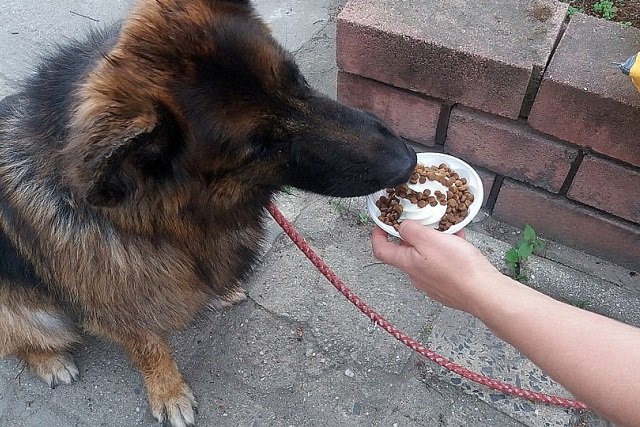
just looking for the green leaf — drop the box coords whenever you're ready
[282,186,295,195]
[505,249,519,264]
[357,211,370,224]
[523,224,536,242]
[517,242,534,259]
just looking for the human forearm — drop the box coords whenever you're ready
[371,223,640,424]
[472,274,640,426]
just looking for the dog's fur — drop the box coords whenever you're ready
[0,0,416,425]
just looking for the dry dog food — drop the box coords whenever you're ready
[375,163,475,231]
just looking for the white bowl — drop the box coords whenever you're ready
[366,153,484,237]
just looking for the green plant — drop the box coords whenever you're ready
[622,21,633,28]
[282,186,296,195]
[357,210,370,225]
[505,224,545,283]
[592,0,616,20]
[334,200,347,215]
[567,5,584,16]
[572,300,592,310]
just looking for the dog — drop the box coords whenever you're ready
[0,0,416,425]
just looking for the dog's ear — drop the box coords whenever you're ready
[64,89,182,207]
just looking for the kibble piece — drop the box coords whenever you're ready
[375,161,477,232]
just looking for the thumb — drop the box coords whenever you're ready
[397,220,442,250]
[371,226,414,269]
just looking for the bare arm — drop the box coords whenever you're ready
[372,221,640,426]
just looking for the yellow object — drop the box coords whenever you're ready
[620,53,640,92]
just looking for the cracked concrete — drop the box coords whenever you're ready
[1,1,638,426]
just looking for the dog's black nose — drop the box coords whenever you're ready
[378,143,417,188]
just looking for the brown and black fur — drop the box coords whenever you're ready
[0,0,416,425]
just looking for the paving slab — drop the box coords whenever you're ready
[428,309,574,427]
[337,0,568,118]
[0,0,133,99]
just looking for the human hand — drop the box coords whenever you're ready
[371,221,501,314]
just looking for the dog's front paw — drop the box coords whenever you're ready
[20,351,79,388]
[149,382,197,427]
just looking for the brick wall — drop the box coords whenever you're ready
[336,3,640,270]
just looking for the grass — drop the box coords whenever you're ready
[332,199,372,226]
[357,210,370,225]
[562,0,639,27]
[571,300,592,310]
[281,186,296,196]
[505,224,545,283]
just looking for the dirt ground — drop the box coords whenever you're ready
[563,0,640,28]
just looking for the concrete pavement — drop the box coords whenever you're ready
[1,1,638,426]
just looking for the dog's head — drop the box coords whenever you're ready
[63,0,416,207]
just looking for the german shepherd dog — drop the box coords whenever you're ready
[0,0,416,425]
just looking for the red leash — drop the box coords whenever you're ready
[267,203,588,411]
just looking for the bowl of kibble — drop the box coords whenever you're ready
[366,153,484,236]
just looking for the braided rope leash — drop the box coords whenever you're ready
[267,203,588,411]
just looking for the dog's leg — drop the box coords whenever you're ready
[97,329,197,427]
[0,286,80,387]
[15,350,79,387]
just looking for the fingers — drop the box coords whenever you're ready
[397,220,441,249]
[371,226,394,263]
[371,226,411,269]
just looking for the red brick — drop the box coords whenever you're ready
[336,0,566,119]
[494,180,640,270]
[445,108,578,193]
[337,72,440,146]
[475,166,496,207]
[528,15,640,167]
[568,156,640,223]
